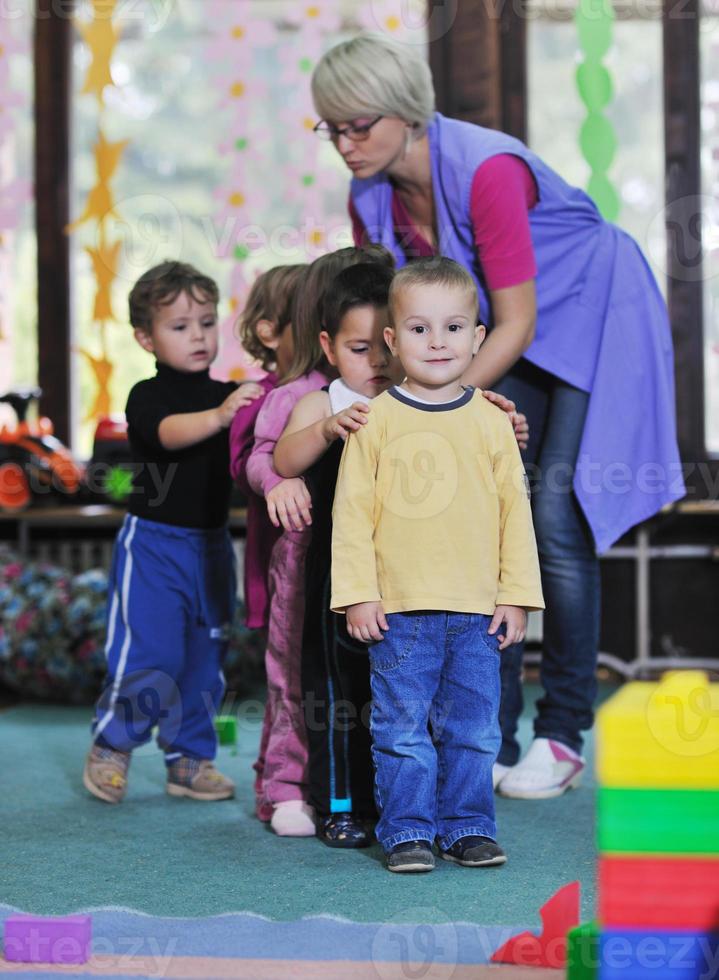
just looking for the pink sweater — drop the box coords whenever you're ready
[236,369,327,628]
[229,373,279,630]
[350,153,538,290]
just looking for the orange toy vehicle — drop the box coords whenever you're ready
[0,388,83,512]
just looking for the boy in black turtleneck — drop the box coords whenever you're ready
[84,261,262,805]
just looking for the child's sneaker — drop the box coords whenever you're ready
[441,835,506,867]
[166,757,235,801]
[492,762,511,790]
[386,840,435,873]
[316,812,372,848]
[270,800,316,837]
[83,745,131,804]
[498,737,585,799]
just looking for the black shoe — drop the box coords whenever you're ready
[386,840,435,873]
[441,836,506,867]
[316,812,372,848]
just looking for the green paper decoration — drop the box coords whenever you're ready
[234,244,250,261]
[575,0,620,222]
[299,57,313,73]
[576,62,612,112]
[302,174,315,187]
[587,173,620,220]
[235,137,248,151]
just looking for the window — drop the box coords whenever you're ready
[700,0,719,454]
[0,0,36,426]
[528,0,665,264]
[70,0,428,454]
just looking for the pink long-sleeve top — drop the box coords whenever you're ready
[349,153,538,290]
[229,373,279,630]
[235,369,328,628]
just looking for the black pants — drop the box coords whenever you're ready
[301,563,376,819]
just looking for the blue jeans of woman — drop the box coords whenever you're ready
[368,611,501,853]
[494,359,600,765]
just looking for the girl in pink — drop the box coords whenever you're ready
[230,264,306,633]
[245,244,395,837]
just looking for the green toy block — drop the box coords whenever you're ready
[214,715,238,746]
[598,787,719,855]
[567,921,599,980]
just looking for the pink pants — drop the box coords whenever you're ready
[253,529,310,819]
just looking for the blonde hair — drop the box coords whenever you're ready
[389,257,479,322]
[283,244,395,385]
[311,33,435,135]
[236,264,306,372]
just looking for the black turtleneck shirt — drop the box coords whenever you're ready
[125,363,236,530]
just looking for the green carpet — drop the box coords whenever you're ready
[2,684,607,926]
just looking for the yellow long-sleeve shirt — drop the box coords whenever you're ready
[331,387,545,615]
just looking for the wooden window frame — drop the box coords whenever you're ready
[34,0,73,445]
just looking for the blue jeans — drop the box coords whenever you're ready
[368,612,501,853]
[494,359,600,764]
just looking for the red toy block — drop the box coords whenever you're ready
[491,881,580,968]
[3,914,91,964]
[599,855,719,930]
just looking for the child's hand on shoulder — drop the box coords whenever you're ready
[481,390,529,450]
[346,601,388,643]
[488,605,527,651]
[217,383,264,428]
[266,477,312,531]
[322,401,371,443]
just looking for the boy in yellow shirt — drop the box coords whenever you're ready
[331,257,544,873]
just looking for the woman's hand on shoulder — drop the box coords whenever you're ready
[482,389,529,451]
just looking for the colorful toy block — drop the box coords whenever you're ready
[599,928,719,980]
[576,672,719,979]
[567,921,599,979]
[598,855,719,930]
[3,914,91,964]
[214,715,237,746]
[598,787,719,855]
[596,672,719,789]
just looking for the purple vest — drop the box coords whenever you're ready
[350,113,684,552]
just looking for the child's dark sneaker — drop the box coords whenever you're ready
[317,812,371,848]
[387,840,435,873]
[83,745,131,803]
[441,836,506,867]
[166,757,235,801]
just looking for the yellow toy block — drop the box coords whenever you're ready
[596,671,719,788]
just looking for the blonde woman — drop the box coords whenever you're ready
[311,34,683,799]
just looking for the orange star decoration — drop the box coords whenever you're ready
[85,237,121,323]
[76,0,121,105]
[67,130,129,233]
[78,349,114,421]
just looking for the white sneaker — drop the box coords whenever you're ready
[492,762,511,790]
[270,800,316,837]
[498,738,585,799]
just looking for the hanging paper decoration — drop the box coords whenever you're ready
[205,0,277,382]
[69,0,128,424]
[574,0,620,222]
[76,0,121,106]
[355,0,429,45]
[0,16,32,389]
[206,1,429,382]
[66,130,129,234]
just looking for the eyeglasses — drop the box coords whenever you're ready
[313,116,384,142]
